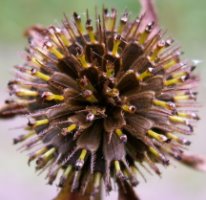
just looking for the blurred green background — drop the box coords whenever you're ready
[0,0,206,199]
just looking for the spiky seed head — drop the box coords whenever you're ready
[0,6,204,200]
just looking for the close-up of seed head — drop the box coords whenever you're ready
[0,0,206,200]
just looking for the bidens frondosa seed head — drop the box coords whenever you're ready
[0,3,205,200]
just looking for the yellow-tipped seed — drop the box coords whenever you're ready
[137,70,152,81]
[118,16,127,34]
[13,131,35,144]
[115,129,127,143]
[44,147,56,158]
[173,95,190,101]
[166,132,191,145]
[114,160,121,173]
[149,146,162,159]
[34,119,49,127]
[139,23,153,45]
[67,124,77,133]
[80,149,87,161]
[83,90,98,103]
[122,104,136,113]
[149,41,166,62]
[86,21,96,43]
[94,172,102,188]
[164,77,182,86]
[38,147,56,165]
[153,99,175,110]
[163,59,178,70]
[171,71,188,79]
[73,12,84,34]
[106,88,119,97]
[58,32,70,46]
[32,70,50,81]
[42,92,64,101]
[106,64,115,78]
[31,57,42,67]
[16,89,38,97]
[147,130,168,142]
[64,165,73,177]
[112,35,121,56]
[46,43,64,59]
[35,147,48,156]
[76,149,87,170]
[77,54,90,68]
[28,147,48,163]
[169,115,186,124]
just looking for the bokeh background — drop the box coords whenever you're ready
[0,0,206,199]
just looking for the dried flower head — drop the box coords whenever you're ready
[0,1,205,200]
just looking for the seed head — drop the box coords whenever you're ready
[0,3,205,200]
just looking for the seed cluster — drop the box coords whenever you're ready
[0,8,199,199]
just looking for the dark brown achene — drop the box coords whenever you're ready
[0,3,205,200]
